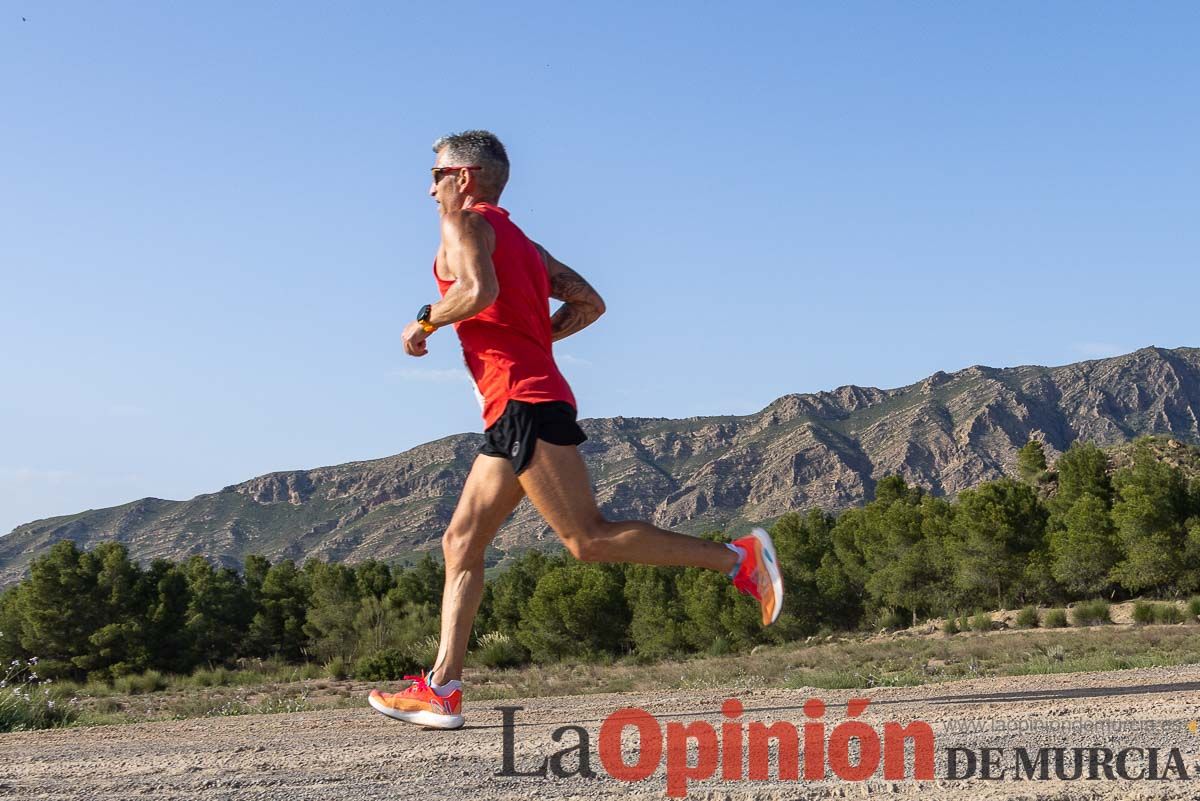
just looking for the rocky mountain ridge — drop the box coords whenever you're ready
[2,346,1197,588]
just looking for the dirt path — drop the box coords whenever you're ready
[5,665,1200,800]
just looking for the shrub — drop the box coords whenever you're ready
[353,648,420,682]
[471,632,528,669]
[188,667,233,687]
[324,656,349,681]
[1044,609,1069,628]
[1129,600,1182,625]
[297,662,322,681]
[942,614,960,636]
[1070,599,1111,626]
[970,611,993,633]
[1016,606,1040,629]
[1154,604,1186,624]
[1188,597,1200,620]
[114,670,167,695]
[877,610,906,631]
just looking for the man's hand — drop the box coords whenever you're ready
[402,320,431,357]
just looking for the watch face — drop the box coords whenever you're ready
[417,304,432,323]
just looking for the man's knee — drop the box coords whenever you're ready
[442,525,488,567]
[561,517,611,562]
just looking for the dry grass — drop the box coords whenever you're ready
[60,623,1200,727]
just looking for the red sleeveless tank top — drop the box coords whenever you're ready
[434,203,576,428]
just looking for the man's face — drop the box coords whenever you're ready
[429,148,465,215]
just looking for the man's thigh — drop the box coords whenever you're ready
[516,440,601,539]
[447,454,526,544]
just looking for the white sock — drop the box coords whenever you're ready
[725,542,747,579]
[429,675,462,697]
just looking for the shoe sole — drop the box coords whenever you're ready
[368,693,465,730]
[750,527,784,625]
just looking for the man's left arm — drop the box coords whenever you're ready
[533,242,606,342]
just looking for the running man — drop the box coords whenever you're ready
[368,130,783,729]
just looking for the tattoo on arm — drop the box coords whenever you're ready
[550,302,589,341]
[536,243,606,342]
[549,264,598,304]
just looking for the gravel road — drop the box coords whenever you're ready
[4,665,1200,800]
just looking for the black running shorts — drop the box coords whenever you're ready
[479,400,587,475]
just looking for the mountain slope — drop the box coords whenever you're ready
[2,345,1198,588]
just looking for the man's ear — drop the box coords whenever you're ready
[457,168,473,191]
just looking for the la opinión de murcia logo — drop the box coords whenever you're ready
[498,697,935,797]
[496,699,1196,797]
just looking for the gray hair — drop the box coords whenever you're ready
[432,129,510,199]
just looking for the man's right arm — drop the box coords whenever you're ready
[533,243,606,342]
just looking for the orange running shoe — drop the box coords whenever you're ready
[368,672,464,730]
[730,527,784,626]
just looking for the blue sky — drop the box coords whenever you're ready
[2,2,1197,535]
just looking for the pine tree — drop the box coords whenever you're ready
[17,541,101,679]
[183,557,251,667]
[1051,441,1112,515]
[1017,440,1048,485]
[1049,494,1119,596]
[772,509,859,633]
[1110,441,1189,593]
[302,561,359,663]
[354,560,393,599]
[517,562,628,661]
[77,542,151,678]
[245,559,308,659]
[391,554,444,609]
[948,479,1048,609]
[480,550,554,636]
[623,565,687,660]
[144,559,192,674]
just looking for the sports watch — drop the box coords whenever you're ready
[416,304,437,334]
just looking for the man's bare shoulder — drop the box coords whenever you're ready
[441,208,495,240]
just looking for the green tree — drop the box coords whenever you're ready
[16,540,102,679]
[1017,440,1049,485]
[623,565,688,660]
[771,509,860,634]
[353,593,409,657]
[829,507,869,595]
[863,481,942,625]
[1109,441,1190,593]
[517,562,628,661]
[243,554,271,608]
[479,550,555,636]
[183,557,251,667]
[354,560,393,599]
[0,586,29,664]
[1051,441,1112,515]
[675,566,732,652]
[391,554,444,609]
[303,561,359,663]
[828,477,947,625]
[1183,517,1200,595]
[1049,494,1119,596]
[143,559,193,674]
[949,479,1048,609]
[245,559,308,659]
[76,542,151,678]
[670,532,764,653]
